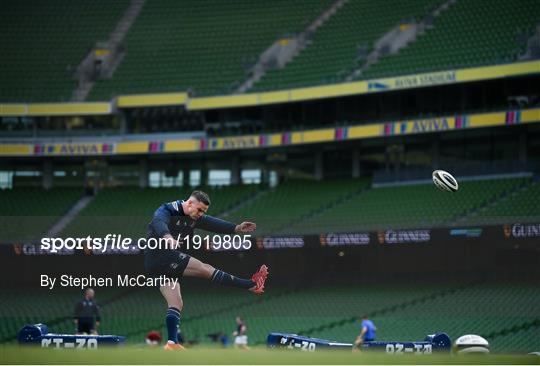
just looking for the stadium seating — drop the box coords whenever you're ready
[88,0,332,100]
[373,284,540,353]
[180,284,439,346]
[60,185,259,238]
[468,180,540,225]
[2,282,538,353]
[0,188,83,242]
[251,0,439,91]
[359,0,539,79]
[310,283,540,353]
[3,0,537,101]
[0,0,129,102]
[489,324,540,354]
[0,287,137,344]
[287,178,527,233]
[5,177,531,243]
[52,177,537,240]
[226,179,369,235]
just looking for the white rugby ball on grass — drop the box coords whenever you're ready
[454,334,490,354]
[432,170,459,192]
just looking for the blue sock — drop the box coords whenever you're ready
[165,307,181,343]
[211,269,255,289]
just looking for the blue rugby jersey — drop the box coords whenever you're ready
[144,200,239,272]
[361,319,376,341]
[146,200,237,241]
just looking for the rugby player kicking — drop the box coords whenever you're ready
[145,190,268,350]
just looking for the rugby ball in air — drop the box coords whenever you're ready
[432,170,458,192]
[453,334,490,354]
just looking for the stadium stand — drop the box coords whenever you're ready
[0,175,527,244]
[0,287,136,343]
[88,0,333,100]
[226,179,369,235]
[468,180,540,225]
[1,0,538,102]
[0,0,129,102]
[60,185,259,238]
[286,178,529,233]
[2,0,537,101]
[359,0,540,79]
[0,188,83,242]
[0,289,78,343]
[306,283,540,353]
[52,177,537,239]
[489,323,540,354]
[2,282,538,353]
[251,0,440,91]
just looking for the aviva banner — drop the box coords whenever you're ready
[0,61,538,115]
[0,108,539,157]
[33,143,115,155]
[187,61,540,110]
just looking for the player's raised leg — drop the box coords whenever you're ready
[160,282,185,350]
[183,256,269,294]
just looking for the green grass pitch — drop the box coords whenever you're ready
[1,346,538,365]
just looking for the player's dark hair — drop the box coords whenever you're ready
[191,190,211,205]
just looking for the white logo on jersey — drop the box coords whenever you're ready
[171,201,179,211]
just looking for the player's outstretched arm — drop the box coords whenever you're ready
[196,215,256,234]
[235,221,256,233]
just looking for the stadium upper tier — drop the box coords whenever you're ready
[88,0,332,100]
[359,0,540,80]
[1,282,538,353]
[252,0,439,91]
[1,0,537,103]
[0,0,129,103]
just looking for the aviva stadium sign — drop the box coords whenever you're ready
[0,60,538,115]
[0,108,538,157]
[368,70,456,91]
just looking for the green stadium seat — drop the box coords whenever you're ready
[226,179,369,235]
[2,282,537,353]
[287,178,527,233]
[359,0,539,80]
[61,185,260,238]
[252,0,440,92]
[0,187,83,242]
[0,0,130,102]
[88,0,333,100]
[469,180,540,225]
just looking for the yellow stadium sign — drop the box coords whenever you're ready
[117,92,188,108]
[188,60,539,110]
[0,102,111,116]
[0,61,538,116]
[1,108,538,157]
[32,143,115,155]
